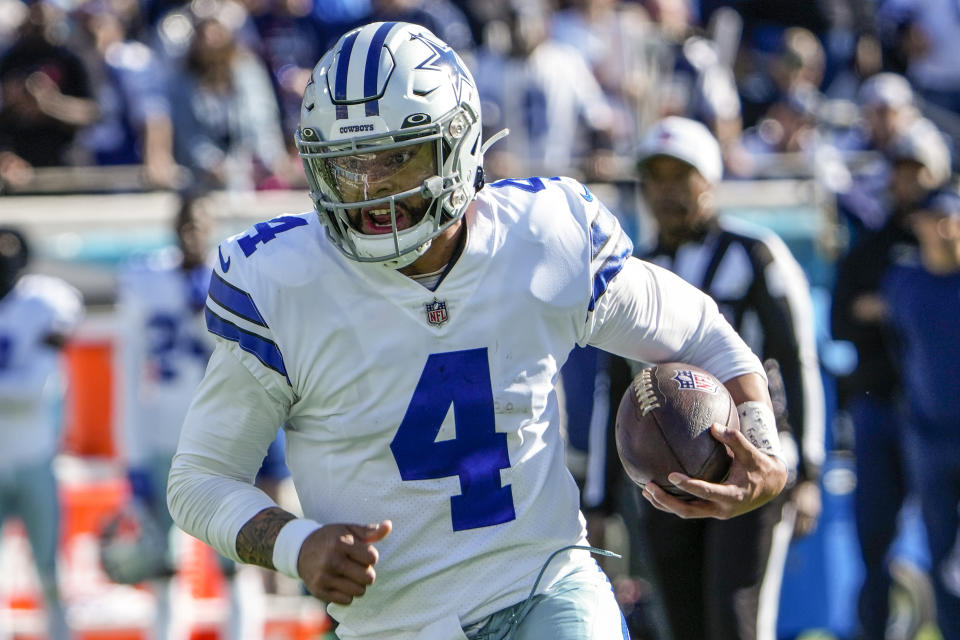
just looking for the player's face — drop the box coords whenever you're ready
[178,205,214,268]
[324,141,437,235]
[641,155,713,240]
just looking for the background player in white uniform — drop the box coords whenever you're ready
[115,195,218,639]
[0,227,83,640]
[115,196,290,638]
[117,195,215,528]
[167,22,788,640]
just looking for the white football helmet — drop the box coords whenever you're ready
[99,501,172,584]
[297,22,485,269]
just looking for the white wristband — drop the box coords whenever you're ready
[736,401,786,466]
[272,518,322,580]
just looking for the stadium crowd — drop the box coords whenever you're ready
[2,0,957,193]
[2,0,960,639]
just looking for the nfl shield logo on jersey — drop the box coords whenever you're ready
[425,298,448,326]
[672,369,719,393]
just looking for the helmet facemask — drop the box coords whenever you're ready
[298,105,478,269]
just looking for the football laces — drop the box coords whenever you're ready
[635,367,661,416]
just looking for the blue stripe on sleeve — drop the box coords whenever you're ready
[364,22,396,116]
[205,308,289,381]
[589,236,633,312]
[208,272,267,327]
[589,206,619,261]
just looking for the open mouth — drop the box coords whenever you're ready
[359,205,413,234]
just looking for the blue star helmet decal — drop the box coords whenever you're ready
[411,32,473,104]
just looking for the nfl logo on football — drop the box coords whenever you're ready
[425,298,448,326]
[672,369,719,393]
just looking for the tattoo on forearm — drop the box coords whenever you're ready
[236,507,296,569]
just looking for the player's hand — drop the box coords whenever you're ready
[297,520,392,605]
[641,423,787,520]
[790,480,822,537]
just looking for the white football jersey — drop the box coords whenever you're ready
[170,177,764,638]
[0,274,83,467]
[116,249,215,464]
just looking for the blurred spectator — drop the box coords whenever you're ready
[882,188,960,640]
[738,26,826,128]
[0,0,29,49]
[819,0,883,99]
[310,0,370,48]
[741,86,820,156]
[452,0,511,46]
[168,13,289,190]
[366,0,475,54]
[73,0,179,188]
[735,0,830,46]
[549,0,649,156]
[152,0,258,62]
[878,0,960,114]
[637,0,743,158]
[738,85,853,184]
[849,116,950,234]
[831,122,951,640]
[0,1,98,187]
[835,74,937,236]
[0,226,84,640]
[244,0,326,138]
[845,72,919,152]
[733,0,879,97]
[474,0,615,178]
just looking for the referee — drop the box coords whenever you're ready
[633,117,825,640]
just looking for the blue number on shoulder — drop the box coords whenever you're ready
[0,335,12,370]
[237,216,309,257]
[390,348,515,531]
[490,177,546,193]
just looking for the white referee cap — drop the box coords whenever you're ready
[636,116,723,184]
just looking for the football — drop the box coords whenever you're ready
[615,362,739,499]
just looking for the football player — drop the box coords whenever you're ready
[0,226,84,639]
[115,196,218,638]
[167,22,787,639]
[115,196,290,637]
